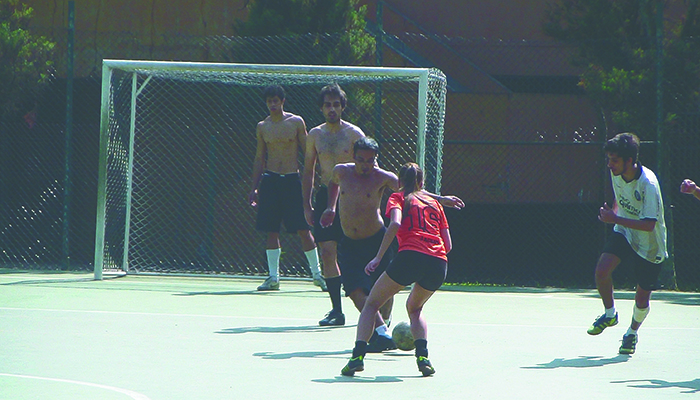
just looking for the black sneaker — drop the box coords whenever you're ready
[319,310,345,326]
[366,334,397,353]
[416,356,435,376]
[341,355,364,376]
[619,334,637,355]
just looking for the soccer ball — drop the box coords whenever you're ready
[392,321,415,351]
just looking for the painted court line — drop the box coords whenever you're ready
[0,373,151,400]
[1,307,696,331]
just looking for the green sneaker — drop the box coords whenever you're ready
[257,276,279,291]
[416,356,435,376]
[341,355,364,376]
[619,334,637,354]
[587,312,618,335]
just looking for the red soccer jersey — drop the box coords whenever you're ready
[386,192,449,261]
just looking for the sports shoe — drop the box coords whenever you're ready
[619,334,637,354]
[257,276,279,291]
[341,355,364,376]
[366,333,397,353]
[312,274,328,292]
[319,310,345,326]
[587,312,618,335]
[416,356,435,376]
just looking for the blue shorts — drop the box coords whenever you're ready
[602,232,662,291]
[255,172,310,233]
[386,250,448,292]
[338,227,394,296]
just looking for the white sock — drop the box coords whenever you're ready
[605,307,616,318]
[375,324,390,338]
[626,327,638,336]
[266,248,281,278]
[305,248,321,277]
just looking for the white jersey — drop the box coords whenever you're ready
[610,166,667,264]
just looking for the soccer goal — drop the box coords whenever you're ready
[94,60,447,279]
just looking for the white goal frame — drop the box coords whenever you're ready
[94,60,446,279]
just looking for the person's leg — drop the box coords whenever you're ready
[406,283,437,376]
[620,285,652,354]
[630,286,651,331]
[297,230,326,290]
[256,232,282,291]
[341,273,404,376]
[356,274,403,342]
[318,240,344,325]
[587,252,622,334]
[595,252,620,309]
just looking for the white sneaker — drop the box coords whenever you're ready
[257,276,279,291]
[312,274,328,291]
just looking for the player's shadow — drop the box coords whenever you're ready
[254,349,352,360]
[313,376,409,383]
[612,378,700,393]
[217,324,353,334]
[522,355,630,369]
[176,289,312,296]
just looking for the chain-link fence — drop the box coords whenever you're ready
[96,61,446,276]
[1,27,699,289]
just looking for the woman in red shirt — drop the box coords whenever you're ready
[341,162,452,377]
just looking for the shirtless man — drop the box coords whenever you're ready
[320,136,399,351]
[321,137,465,352]
[303,83,361,326]
[249,85,325,291]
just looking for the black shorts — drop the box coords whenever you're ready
[386,250,448,292]
[255,172,310,233]
[338,227,394,296]
[602,232,662,291]
[313,185,344,243]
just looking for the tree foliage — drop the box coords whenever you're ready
[0,0,55,120]
[542,0,700,139]
[234,0,375,65]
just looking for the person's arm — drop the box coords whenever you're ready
[320,166,342,228]
[680,179,700,200]
[302,131,317,225]
[365,207,401,275]
[424,192,465,210]
[296,116,308,159]
[598,202,656,232]
[248,124,266,207]
[441,227,452,254]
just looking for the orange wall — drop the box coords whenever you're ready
[360,0,553,40]
[28,0,551,39]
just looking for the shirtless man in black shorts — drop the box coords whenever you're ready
[249,85,325,291]
[303,84,364,326]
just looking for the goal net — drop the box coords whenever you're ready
[94,60,447,279]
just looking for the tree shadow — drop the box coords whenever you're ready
[578,291,700,307]
[217,324,353,334]
[612,378,700,394]
[522,355,630,369]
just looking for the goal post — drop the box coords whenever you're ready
[94,60,447,279]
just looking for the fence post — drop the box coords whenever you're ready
[374,2,384,146]
[63,0,75,270]
[655,0,677,289]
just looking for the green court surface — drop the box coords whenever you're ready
[1,271,698,399]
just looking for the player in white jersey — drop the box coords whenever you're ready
[587,133,668,355]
